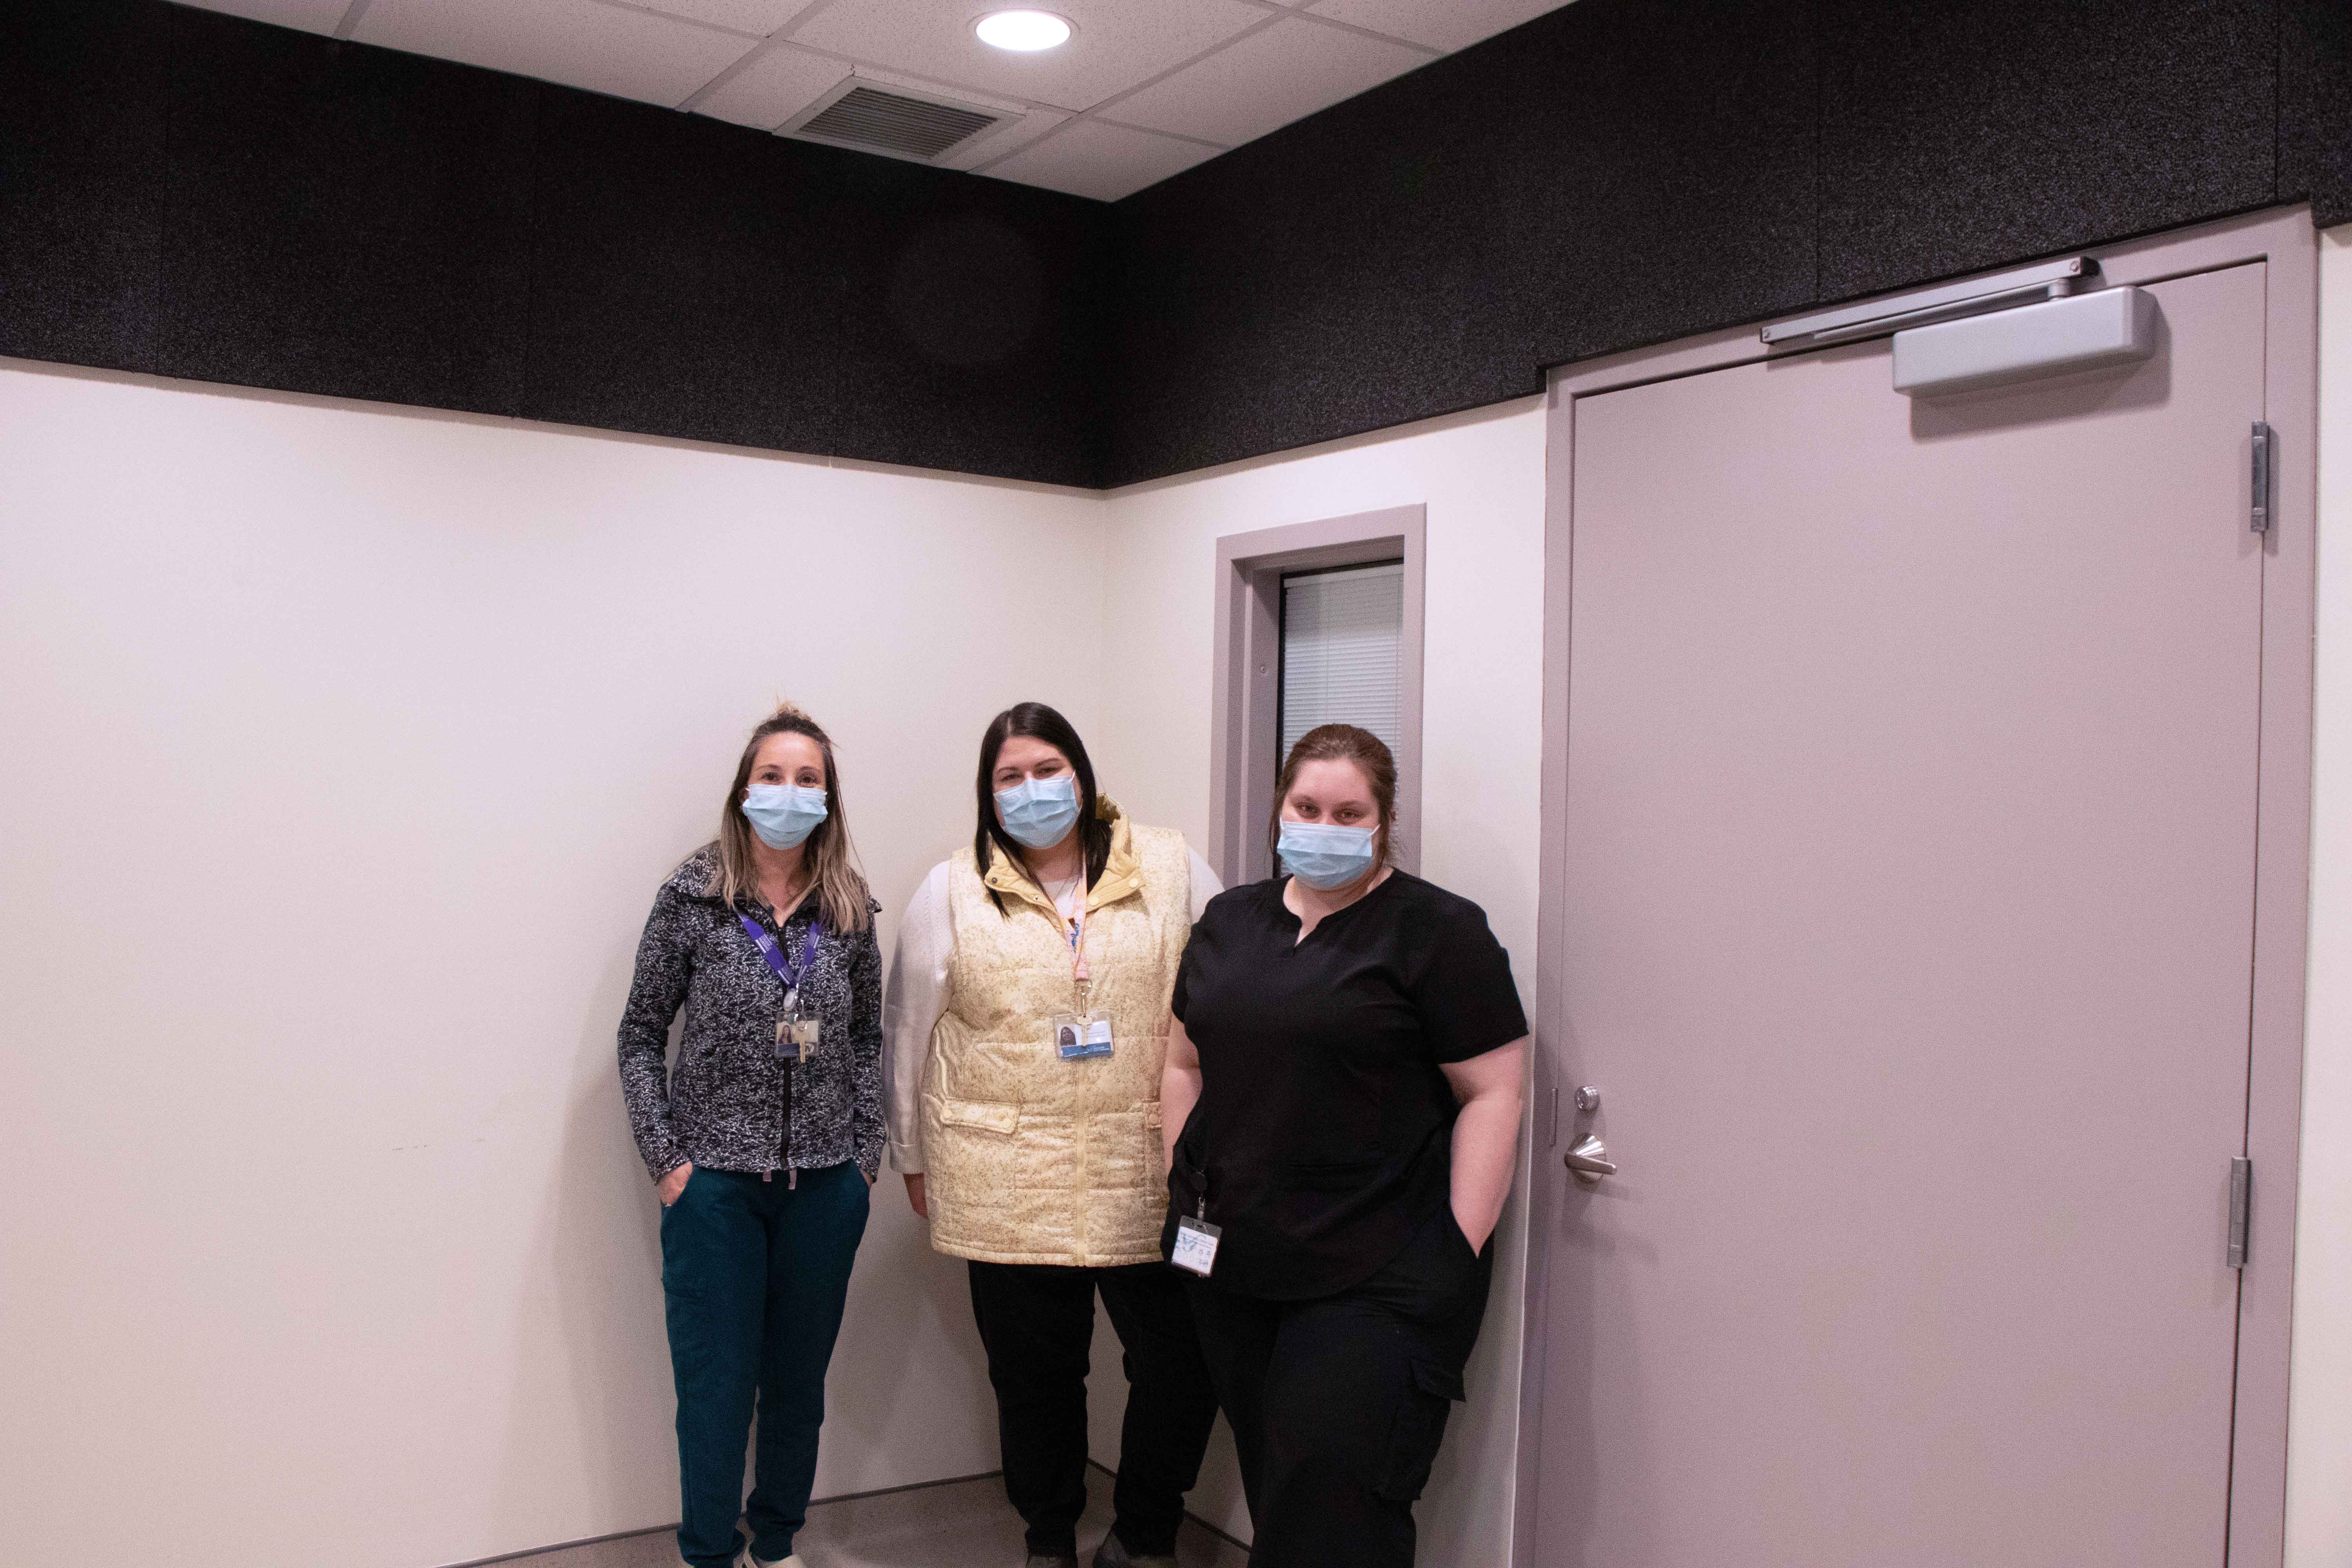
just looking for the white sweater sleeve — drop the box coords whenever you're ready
[1187,848,1225,920]
[882,861,954,1174]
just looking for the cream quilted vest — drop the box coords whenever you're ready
[921,813,1192,1267]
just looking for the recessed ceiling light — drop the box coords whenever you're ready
[975,10,1073,52]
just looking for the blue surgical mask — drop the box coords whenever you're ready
[741,783,828,850]
[995,773,1081,849]
[1278,820,1378,890]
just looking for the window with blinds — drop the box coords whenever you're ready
[1278,561,1405,762]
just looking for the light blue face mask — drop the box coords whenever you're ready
[1278,820,1378,890]
[995,772,1082,850]
[741,782,828,850]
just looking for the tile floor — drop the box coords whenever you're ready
[494,1471,1250,1568]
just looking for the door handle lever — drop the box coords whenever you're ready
[1564,1133,1616,1185]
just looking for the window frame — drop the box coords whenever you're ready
[1209,506,1426,886]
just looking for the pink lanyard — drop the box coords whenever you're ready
[1060,887,1091,984]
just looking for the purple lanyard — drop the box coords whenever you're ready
[740,911,823,996]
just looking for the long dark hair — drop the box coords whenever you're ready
[973,702,1112,914]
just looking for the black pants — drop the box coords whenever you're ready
[1187,1205,1492,1568]
[967,1259,1221,1559]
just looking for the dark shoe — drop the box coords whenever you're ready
[1026,1557,1080,1568]
[1093,1534,1178,1568]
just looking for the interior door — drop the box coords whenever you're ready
[1535,263,2269,1567]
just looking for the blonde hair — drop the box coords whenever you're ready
[710,703,873,933]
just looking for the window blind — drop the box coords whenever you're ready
[1279,561,1404,760]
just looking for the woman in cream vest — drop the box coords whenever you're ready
[884,702,1221,1568]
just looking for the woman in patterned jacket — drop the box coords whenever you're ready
[617,702,884,1568]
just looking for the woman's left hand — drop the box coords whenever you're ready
[1440,1038,1527,1260]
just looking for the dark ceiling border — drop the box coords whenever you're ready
[1102,0,2352,486]
[3,0,2345,492]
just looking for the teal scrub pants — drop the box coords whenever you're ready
[660,1161,869,1568]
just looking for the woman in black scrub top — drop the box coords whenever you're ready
[1159,724,1528,1568]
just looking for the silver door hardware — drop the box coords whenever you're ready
[2227,1157,2251,1269]
[1575,1085,1602,1113]
[1564,1133,1616,1185]
[1762,257,2093,348]
[2251,422,2274,534]
[1893,287,2156,397]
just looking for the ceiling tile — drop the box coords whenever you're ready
[791,0,1269,113]
[938,106,1075,171]
[624,0,818,34]
[982,118,1223,201]
[1306,0,1575,53]
[354,0,753,105]
[1105,16,1430,149]
[695,41,852,127]
[174,0,352,34]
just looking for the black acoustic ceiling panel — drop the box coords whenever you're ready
[1816,0,2279,302]
[522,89,1108,486]
[0,0,168,375]
[820,143,1112,489]
[1496,0,1818,370]
[2281,0,2352,227]
[1105,0,1818,488]
[157,6,537,417]
[1110,40,1541,488]
[523,90,846,461]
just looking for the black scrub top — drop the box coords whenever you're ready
[1163,870,1526,1300]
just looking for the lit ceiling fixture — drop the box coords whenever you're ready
[974,10,1073,51]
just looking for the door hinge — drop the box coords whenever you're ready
[2251,422,2274,534]
[2227,1156,2252,1269]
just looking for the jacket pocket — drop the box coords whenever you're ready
[1375,1360,1466,1503]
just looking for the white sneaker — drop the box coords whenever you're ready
[733,1549,805,1568]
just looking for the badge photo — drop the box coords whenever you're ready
[1053,1009,1113,1061]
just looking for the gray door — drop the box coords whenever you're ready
[1537,263,2268,1566]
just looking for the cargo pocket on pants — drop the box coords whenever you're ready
[1374,1360,1466,1503]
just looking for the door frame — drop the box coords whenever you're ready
[1512,205,2320,1568]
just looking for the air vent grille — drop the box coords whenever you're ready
[797,87,1002,160]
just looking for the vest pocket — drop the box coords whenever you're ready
[937,1098,1020,1136]
[931,1098,1020,1211]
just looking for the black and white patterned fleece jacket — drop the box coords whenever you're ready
[617,846,885,1184]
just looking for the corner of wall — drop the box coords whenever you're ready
[2285,220,2352,1568]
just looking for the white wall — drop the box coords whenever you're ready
[0,354,1549,1568]
[2286,221,2352,1568]
[0,361,1110,1568]
[1085,399,1551,1562]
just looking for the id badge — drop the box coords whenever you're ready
[1053,1009,1114,1061]
[775,1000,822,1062]
[1171,1214,1221,1277]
